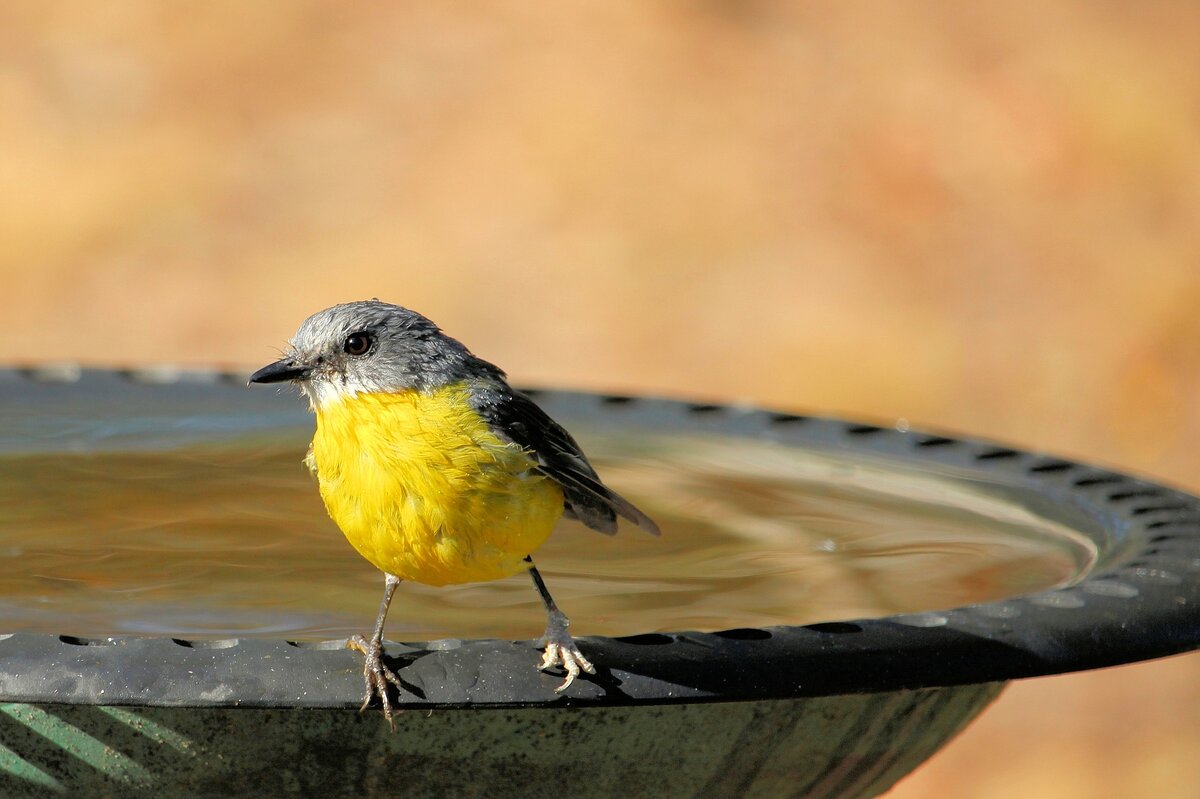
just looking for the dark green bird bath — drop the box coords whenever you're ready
[0,367,1197,798]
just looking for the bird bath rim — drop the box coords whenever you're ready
[0,366,1197,710]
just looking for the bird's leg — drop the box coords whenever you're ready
[346,572,404,725]
[525,555,596,692]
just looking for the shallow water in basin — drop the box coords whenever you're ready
[0,381,1100,642]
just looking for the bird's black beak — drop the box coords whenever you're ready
[248,359,312,385]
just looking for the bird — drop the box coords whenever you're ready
[249,300,659,722]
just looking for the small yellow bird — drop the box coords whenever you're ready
[250,300,659,721]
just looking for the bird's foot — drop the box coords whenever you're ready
[347,633,404,727]
[537,609,596,693]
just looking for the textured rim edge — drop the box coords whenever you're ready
[0,366,1197,709]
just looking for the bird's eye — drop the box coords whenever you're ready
[343,332,373,356]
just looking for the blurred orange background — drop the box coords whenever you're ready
[4,2,1200,796]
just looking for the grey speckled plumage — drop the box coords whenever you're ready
[286,300,504,395]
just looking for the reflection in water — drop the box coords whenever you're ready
[0,420,1098,642]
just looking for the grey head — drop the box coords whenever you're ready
[249,300,504,407]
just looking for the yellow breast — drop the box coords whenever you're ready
[308,383,564,586]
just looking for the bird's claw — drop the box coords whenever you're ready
[347,633,404,726]
[537,611,596,693]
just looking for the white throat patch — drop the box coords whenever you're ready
[301,376,366,411]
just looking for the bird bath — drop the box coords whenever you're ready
[1,367,1198,798]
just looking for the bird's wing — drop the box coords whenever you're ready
[472,387,660,537]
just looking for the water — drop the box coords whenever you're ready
[0,382,1100,642]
